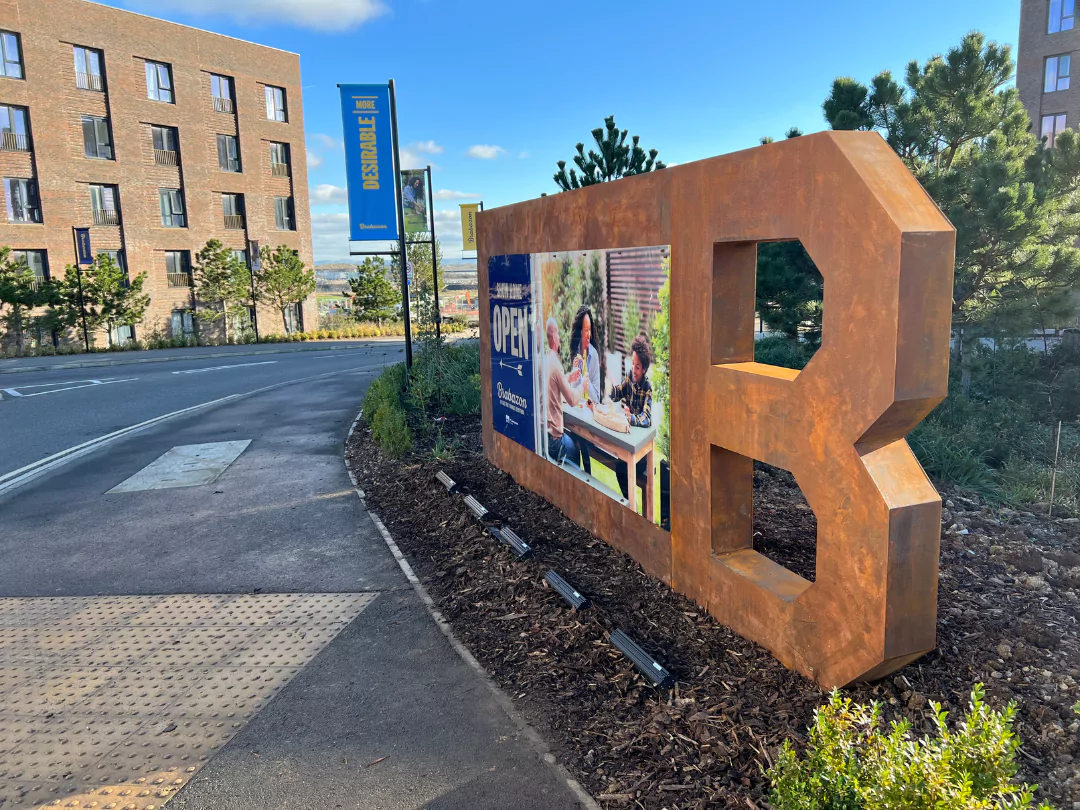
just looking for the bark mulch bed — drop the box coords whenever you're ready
[346,415,1080,809]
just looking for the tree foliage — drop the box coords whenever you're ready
[255,245,316,333]
[554,115,666,191]
[349,257,400,324]
[391,237,443,330]
[194,239,250,342]
[0,247,58,356]
[822,32,1080,337]
[61,254,149,346]
[756,242,823,346]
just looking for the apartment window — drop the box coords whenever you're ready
[99,249,124,272]
[274,196,294,230]
[284,302,303,335]
[159,188,186,227]
[0,105,29,151]
[1046,54,1072,92]
[270,142,290,176]
[89,184,119,226]
[211,74,234,113]
[151,125,178,165]
[73,46,104,91]
[231,249,248,267]
[11,249,47,282]
[4,177,39,223]
[171,310,195,337]
[222,193,244,229]
[145,60,173,103]
[82,116,113,160]
[1050,0,1076,32]
[264,85,287,122]
[0,32,22,79]
[216,134,240,172]
[165,251,191,288]
[1042,113,1068,147]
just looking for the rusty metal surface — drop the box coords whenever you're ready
[0,592,376,808]
[477,131,955,687]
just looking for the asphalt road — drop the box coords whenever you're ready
[0,342,407,478]
[0,343,583,808]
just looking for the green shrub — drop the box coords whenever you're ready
[768,685,1049,810]
[371,404,411,457]
[754,335,816,370]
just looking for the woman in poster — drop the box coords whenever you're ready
[568,305,602,472]
[402,176,426,218]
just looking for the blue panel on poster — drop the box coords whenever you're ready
[340,84,399,242]
[489,253,535,452]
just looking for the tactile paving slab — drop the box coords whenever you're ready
[0,593,377,809]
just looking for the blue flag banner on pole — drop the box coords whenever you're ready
[340,84,399,242]
[74,227,93,265]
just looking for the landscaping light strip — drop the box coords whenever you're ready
[493,527,533,559]
[436,470,459,493]
[463,495,488,520]
[609,630,674,689]
[544,571,590,610]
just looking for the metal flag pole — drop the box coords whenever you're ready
[248,239,261,344]
[426,164,440,340]
[71,227,90,352]
[388,78,412,369]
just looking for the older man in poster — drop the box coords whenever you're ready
[544,318,582,465]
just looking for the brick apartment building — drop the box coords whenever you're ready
[1018,0,1080,148]
[0,0,314,344]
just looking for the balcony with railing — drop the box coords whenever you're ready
[1,132,29,152]
[223,213,245,230]
[167,272,192,288]
[27,275,47,291]
[154,149,178,166]
[213,96,234,114]
[271,161,290,178]
[92,208,119,226]
[76,71,104,92]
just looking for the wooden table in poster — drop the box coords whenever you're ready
[562,405,657,522]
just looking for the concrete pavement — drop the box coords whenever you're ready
[0,346,586,808]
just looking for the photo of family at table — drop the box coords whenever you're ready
[534,245,671,531]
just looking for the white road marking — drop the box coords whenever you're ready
[0,362,387,498]
[172,360,278,375]
[109,440,252,492]
[1,378,138,398]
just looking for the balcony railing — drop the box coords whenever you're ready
[167,272,192,288]
[0,132,29,152]
[27,275,47,291]
[9,207,41,224]
[223,214,244,230]
[154,148,178,166]
[76,71,104,91]
[92,209,119,226]
[271,162,290,178]
[213,96,234,114]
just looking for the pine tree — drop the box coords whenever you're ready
[0,247,58,356]
[194,239,249,343]
[553,116,666,191]
[349,257,399,324]
[391,238,444,330]
[255,245,316,334]
[60,254,149,347]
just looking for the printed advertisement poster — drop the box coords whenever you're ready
[488,245,671,530]
[401,169,429,235]
[339,84,398,241]
[489,253,537,452]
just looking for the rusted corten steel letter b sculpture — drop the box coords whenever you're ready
[477,132,956,687]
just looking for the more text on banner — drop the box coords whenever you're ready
[460,204,479,252]
[489,253,536,452]
[340,84,399,242]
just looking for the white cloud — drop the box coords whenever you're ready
[122,0,387,32]
[314,133,340,151]
[413,140,443,154]
[518,151,530,159]
[306,148,323,169]
[310,212,351,262]
[310,184,347,204]
[433,189,478,200]
[467,144,506,160]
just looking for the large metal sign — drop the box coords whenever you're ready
[478,132,957,687]
[339,84,398,242]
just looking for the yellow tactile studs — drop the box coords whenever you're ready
[0,592,377,809]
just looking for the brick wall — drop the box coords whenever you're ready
[0,0,314,341]
[1018,0,1080,141]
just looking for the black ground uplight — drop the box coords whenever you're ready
[435,470,459,493]
[491,527,533,559]
[463,495,489,520]
[544,571,589,610]
[609,629,675,689]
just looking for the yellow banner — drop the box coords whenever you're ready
[460,203,479,251]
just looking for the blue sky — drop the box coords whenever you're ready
[103,0,1021,261]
